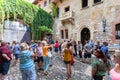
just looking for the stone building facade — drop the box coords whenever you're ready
[34,0,120,45]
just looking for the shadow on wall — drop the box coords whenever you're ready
[20,30,31,43]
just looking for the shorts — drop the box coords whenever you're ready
[54,48,58,53]
[64,61,71,64]
[0,61,11,75]
[84,53,91,58]
[14,54,19,60]
[20,66,36,80]
[36,56,43,63]
[0,64,2,73]
[93,75,104,80]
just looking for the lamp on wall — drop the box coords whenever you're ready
[102,17,106,32]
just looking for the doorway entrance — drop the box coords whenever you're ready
[81,28,90,46]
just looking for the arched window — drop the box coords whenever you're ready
[116,23,120,39]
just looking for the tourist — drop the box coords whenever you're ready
[77,41,83,61]
[36,41,43,70]
[59,41,62,54]
[42,41,51,75]
[30,41,37,53]
[101,42,111,60]
[0,41,12,80]
[12,41,20,66]
[54,41,59,54]
[19,42,36,80]
[71,39,77,56]
[92,49,110,80]
[89,40,94,48]
[63,42,72,80]
[7,42,13,53]
[83,41,92,63]
[109,50,120,80]
[94,41,101,50]
[89,40,94,54]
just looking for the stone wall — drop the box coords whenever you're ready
[0,24,3,40]
[52,0,120,44]
[38,0,120,44]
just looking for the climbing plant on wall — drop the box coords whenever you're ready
[49,3,57,18]
[34,26,53,40]
[0,0,53,40]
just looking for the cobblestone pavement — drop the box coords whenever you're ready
[6,52,92,80]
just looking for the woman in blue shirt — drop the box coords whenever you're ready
[19,42,36,80]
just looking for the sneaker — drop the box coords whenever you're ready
[43,71,48,76]
[49,64,52,67]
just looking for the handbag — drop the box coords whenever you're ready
[71,54,74,65]
[48,50,52,58]
[103,74,112,80]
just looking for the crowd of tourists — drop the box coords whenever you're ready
[0,38,120,80]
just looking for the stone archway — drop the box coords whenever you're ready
[81,27,90,46]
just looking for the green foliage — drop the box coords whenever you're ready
[49,3,57,17]
[0,0,53,40]
[1,0,53,28]
[0,0,2,22]
[39,26,53,33]
[34,26,53,40]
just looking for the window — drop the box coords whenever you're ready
[49,0,52,3]
[94,0,101,4]
[82,0,88,8]
[57,7,59,17]
[44,1,47,7]
[65,29,68,39]
[116,24,120,39]
[39,4,41,7]
[65,6,70,12]
[61,30,64,39]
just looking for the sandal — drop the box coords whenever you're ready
[43,71,48,76]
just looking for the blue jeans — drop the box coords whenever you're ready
[14,54,19,60]
[20,66,36,80]
[43,56,50,71]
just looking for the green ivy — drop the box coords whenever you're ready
[0,0,53,40]
[39,26,53,33]
[49,3,57,17]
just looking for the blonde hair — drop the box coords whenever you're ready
[115,50,120,58]
[20,43,29,50]
[42,41,47,46]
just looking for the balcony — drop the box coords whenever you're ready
[52,0,60,4]
[60,11,74,24]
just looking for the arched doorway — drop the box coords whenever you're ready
[81,28,90,46]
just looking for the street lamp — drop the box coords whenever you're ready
[102,17,106,32]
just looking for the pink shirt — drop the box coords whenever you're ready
[36,46,43,57]
[110,69,120,80]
